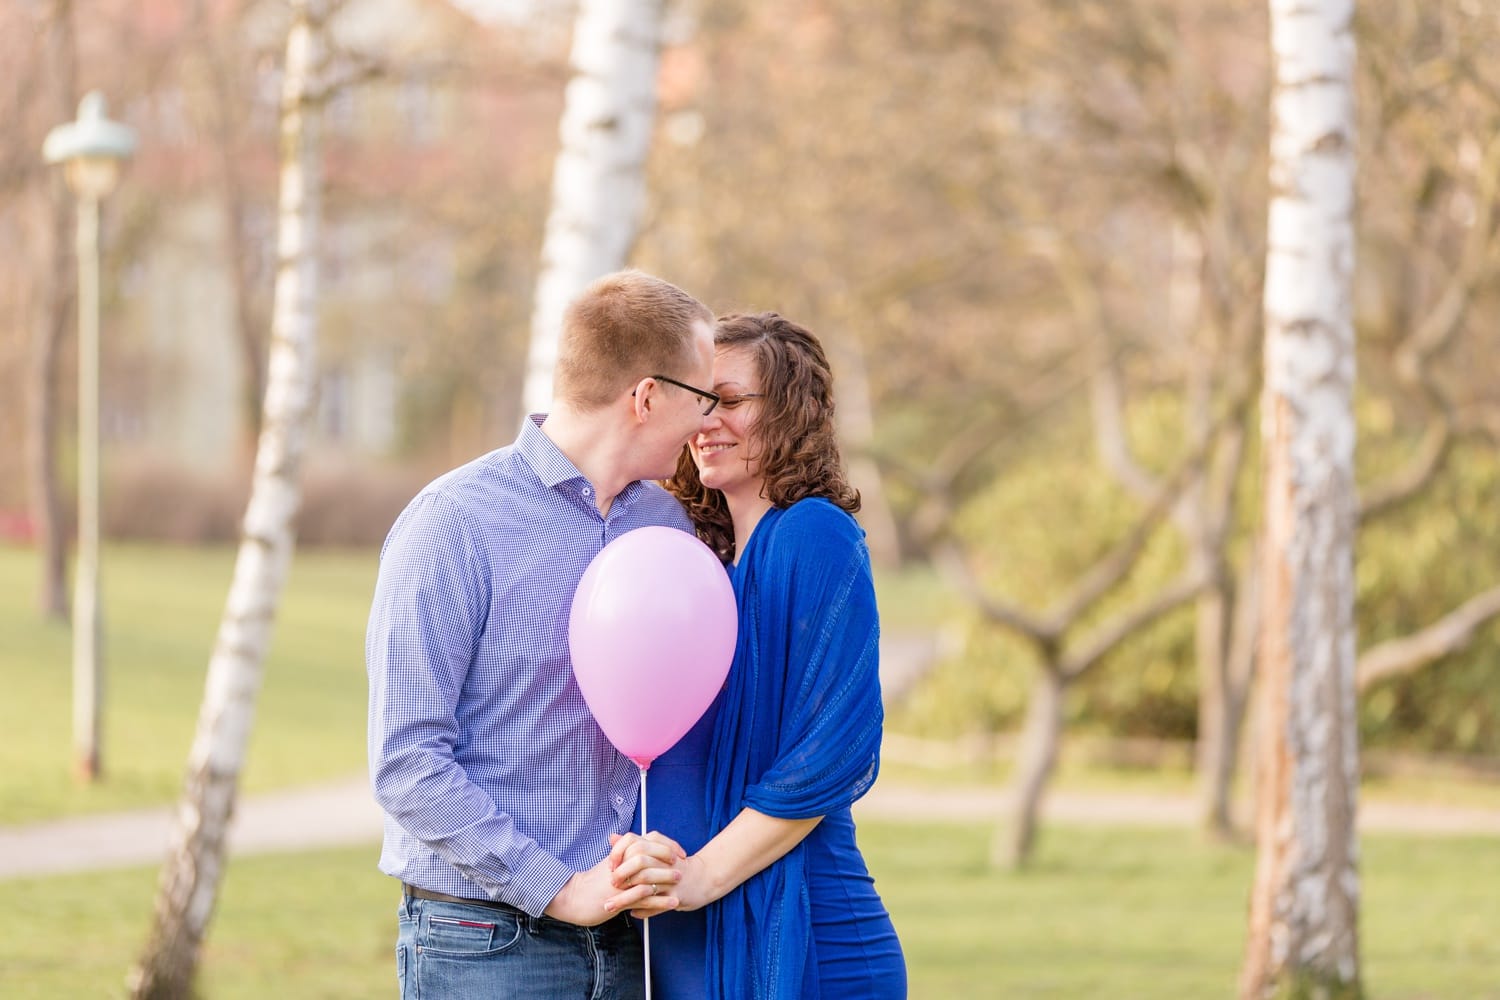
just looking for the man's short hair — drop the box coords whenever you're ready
[553,270,713,409]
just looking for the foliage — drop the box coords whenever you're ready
[1357,441,1500,754]
[7,0,1498,767]
[3,823,1499,997]
[888,397,1500,756]
[92,456,428,547]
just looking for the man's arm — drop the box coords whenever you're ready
[367,493,574,916]
[547,845,685,923]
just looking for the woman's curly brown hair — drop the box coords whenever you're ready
[666,312,861,562]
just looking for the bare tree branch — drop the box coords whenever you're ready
[312,48,389,100]
[1227,546,1262,696]
[1357,584,1500,692]
[1046,398,1240,628]
[1027,215,1161,503]
[1457,403,1500,447]
[1089,352,1160,502]
[931,537,1056,644]
[1061,568,1206,680]
[925,395,1235,658]
[1358,419,1453,522]
[1043,461,1185,629]
[875,358,1093,555]
[1359,135,1500,523]
[1203,414,1250,545]
[1394,134,1500,371]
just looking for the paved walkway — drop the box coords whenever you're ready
[3,776,1499,881]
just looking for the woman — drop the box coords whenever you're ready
[609,312,906,999]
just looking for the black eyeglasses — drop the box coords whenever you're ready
[635,374,721,416]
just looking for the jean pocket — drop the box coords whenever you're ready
[419,911,525,958]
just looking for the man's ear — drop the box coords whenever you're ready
[630,376,654,422]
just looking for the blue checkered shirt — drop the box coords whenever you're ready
[366,415,694,916]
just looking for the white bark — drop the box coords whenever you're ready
[522,0,666,415]
[1241,2,1361,997]
[129,3,326,996]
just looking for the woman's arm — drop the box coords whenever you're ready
[677,807,821,910]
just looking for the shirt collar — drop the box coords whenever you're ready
[516,413,652,512]
[516,414,588,490]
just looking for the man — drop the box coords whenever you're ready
[367,270,718,997]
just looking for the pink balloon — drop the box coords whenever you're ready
[569,526,737,769]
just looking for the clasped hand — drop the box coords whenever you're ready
[607,830,704,917]
[544,833,682,925]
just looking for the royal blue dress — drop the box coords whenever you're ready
[641,499,906,999]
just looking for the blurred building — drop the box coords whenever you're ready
[102,0,561,488]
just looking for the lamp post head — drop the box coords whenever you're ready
[43,91,138,200]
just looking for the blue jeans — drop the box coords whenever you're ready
[396,893,645,999]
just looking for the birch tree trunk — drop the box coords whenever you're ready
[1240,1,1361,996]
[128,3,326,995]
[26,0,77,621]
[522,0,666,416]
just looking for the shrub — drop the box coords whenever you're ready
[101,454,429,547]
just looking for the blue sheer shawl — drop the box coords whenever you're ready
[704,499,884,999]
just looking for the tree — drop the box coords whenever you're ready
[1344,0,1500,721]
[927,449,1211,866]
[187,0,274,463]
[25,0,77,620]
[962,0,1273,840]
[128,2,329,994]
[522,0,668,415]
[1240,0,1362,996]
[881,0,1498,840]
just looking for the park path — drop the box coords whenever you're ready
[3,775,1499,882]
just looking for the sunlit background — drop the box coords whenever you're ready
[2,0,1498,997]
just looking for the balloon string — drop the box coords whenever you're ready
[640,764,652,1000]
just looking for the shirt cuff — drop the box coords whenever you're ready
[505,846,578,918]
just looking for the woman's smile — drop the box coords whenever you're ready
[697,441,736,455]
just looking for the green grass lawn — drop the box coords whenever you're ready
[2,823,1497,998]
[0,545,967,823]
[0,542,377,823]
[9,541,1498,824]
[5,542,1500,997]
